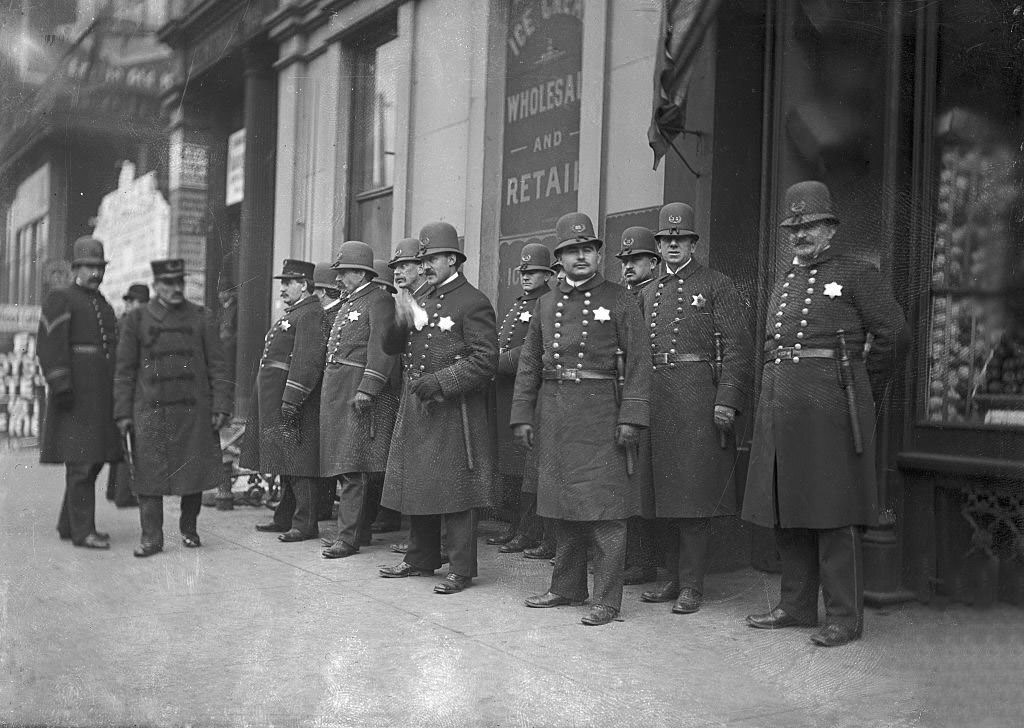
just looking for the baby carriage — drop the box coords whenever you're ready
[219,422,281,508]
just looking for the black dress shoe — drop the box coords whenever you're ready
[434,573,471,594]
[134,542,163,558]
[810,624,861,647]
[746,607,817,630]
[671,587,702,614]
[256,522,289,533]
[523,544,556,560]
[581,605,619,626]
[486,530,515,546]
[74,533,111,550]
[641,581,680,603]
[622,566,658,585]
[278,529,317,543]
[525,591,581,608]
[379,561,432,578]
[499,534,538,553]
[322,541,359,559]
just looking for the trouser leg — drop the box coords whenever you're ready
[289,476,319,536]
[677,517,713,592]
[406,514,444,572]
[113,462,137,507]
[64,463,101,544]
[316,478,336,520]
[590,519,627,611]
[443,509,478,578]
[137,495,164,547]
[273,477,296,529]
[818,525,864,631]
[775,527,820,623]
[550,520,589,602]
[105,463,116,501]
[179,493,203,535]
[335,472,368,550]
[517,491,543,542]
[625,516,657,570]
[365,473,401,530]
[660,519,681,582]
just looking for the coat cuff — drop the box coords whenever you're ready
[509,399,535,427]
[434,367,460,398]
[45,368,72,394]
[282,379,311,407]
[358,368,388,396]
[617,397,649,427]
[714,383,746,413]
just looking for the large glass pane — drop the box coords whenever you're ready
[354,37,398,194]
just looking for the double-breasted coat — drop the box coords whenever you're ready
[641,262,753,518]
[742,249,907,529]
[240,295,325,478]
[37,284,120,464]
[510,274,651,522]
[381,274,498,515]
[495,283,550,478]
[113,300,233,496]
[320,284,400,476]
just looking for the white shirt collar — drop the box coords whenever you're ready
[440,272,459,287]
[667,258,692,276]
[565,274,596,289]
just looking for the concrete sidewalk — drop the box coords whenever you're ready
[1,449,1020,728]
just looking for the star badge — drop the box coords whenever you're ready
[691,293,707,308]
[593,306,611,322]
[348,310,361,321]
[824,282,843,299]
[438,315,455,332]
[279,319,291,331]
[518,310,533,323]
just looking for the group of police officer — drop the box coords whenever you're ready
[36,179,905,646]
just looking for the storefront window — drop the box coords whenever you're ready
[922,0,1024,427]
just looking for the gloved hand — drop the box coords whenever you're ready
[409,374,442,401]
[512,424,534,450]
[280,403,300,428]
[53,390,74,411]
[713,405,737,433]
[211,412,231,431]
[351,391,375,414]
[615,423,641,448]
[116,417,133,436]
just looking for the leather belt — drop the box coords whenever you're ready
[262,359,290,372]
[405,369,427,380]
[764,347,837,363]
[328,357,365,369]
[71,344,101,354]
[541,368,616,382]
[652,352,709,366]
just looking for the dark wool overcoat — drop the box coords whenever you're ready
[510,274,652,521]
[381,274,498,515]
[320,284,400,476]
[742,249,907,529]
[240,295,325,478]
[640,262,753,518]
[37,284,120,464]
[113,299,233,496]
[495,282,550,478]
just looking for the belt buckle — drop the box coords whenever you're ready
[775,347,794,360]
[560,369,578,382]
[652,353,669,366]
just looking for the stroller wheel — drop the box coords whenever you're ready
[246,484,265,506]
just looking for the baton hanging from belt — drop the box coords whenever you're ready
[453,355,475,471]
[122,427,136,478]
[713,332,728,450]
[614,348,637,476]
[836,329,864,455]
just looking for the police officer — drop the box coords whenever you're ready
[639,203,753,613]
[512,212,651,626]
[389,237,432,300]
[319,242,400,559]
[313,262,343,521]
[38,236,121,549]
[489,243,554,553]
[742,181,907,647]
[379,222,498,594]
[617,226,661,294]
[114,259,233,557]
[245,259,327,543]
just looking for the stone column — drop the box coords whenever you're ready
[235,43,277,416]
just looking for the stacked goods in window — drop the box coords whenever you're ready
[925,143,1016,424]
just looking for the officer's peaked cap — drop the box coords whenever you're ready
[273,258,316,280]
[151,258,186,280]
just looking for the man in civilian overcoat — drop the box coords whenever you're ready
[38,235,121,549]
[245,259,327,543]
[114,259,233,557]
[488,243,553,554]
[742,181,907,647]
[320,241,401,559]
[512,212,651,626]
[313,261,344,522]
[378,221,498,594]
[638,203,753,614]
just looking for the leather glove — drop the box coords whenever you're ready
[512,424,534,450]
[713,405,737,433]
[351,391,375,414]
[280,403,300,427]
[116,417,133,436]
[615,423,641,448]
[409,374,442,401]
[53,390,74,411]
[211,412,231,431]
